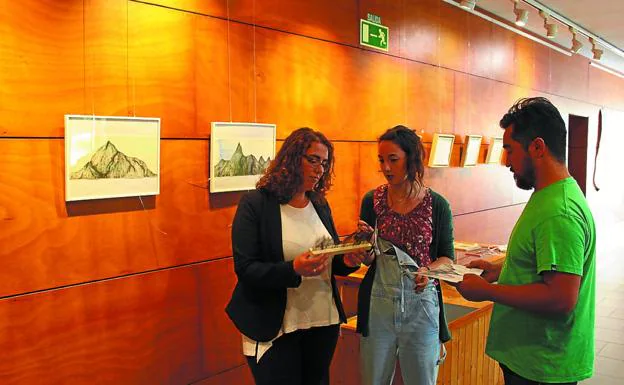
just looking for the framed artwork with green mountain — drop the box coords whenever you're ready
[64,115,160,201]
[210,122,276,193]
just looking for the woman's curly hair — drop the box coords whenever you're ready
[257,127,334,204]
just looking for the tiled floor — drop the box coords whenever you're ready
[580,221,624,385]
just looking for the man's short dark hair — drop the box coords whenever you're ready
[499,97,567,163]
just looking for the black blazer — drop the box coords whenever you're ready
[225,189,358,342]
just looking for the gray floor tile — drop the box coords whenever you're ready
[596,317,624,331]
[596,340,608,355]
[594,356,624,378]
[599,343,624,360]
[596,328,624,344]
[597,305,616,317]
[580,373,622,384]
[609,308,624,320]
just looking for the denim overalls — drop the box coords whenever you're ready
[360,229,444,385]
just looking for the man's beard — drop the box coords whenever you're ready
[514,157,536,190]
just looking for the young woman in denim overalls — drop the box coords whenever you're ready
[355,125,455,385]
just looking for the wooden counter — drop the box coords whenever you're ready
[331,254,506,385]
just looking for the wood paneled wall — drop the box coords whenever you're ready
[1,0,623,383]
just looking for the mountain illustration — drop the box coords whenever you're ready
[70,141,157,180]
[215,142,271,177]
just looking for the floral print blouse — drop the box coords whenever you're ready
[373,184,433,267]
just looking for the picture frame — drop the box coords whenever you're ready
[428,133,455,167]
[65,115,160,202]
[461,135,482,167]
[486,137,504,164]
[210,122,276,193]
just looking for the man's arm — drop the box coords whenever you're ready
[466,259,503,283]
[457,271,581,315]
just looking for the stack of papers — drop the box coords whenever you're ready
[416,263,483,283]
[453,241,481,251]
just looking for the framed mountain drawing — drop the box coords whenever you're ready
[210,122,276,193]
[64,115,160,201]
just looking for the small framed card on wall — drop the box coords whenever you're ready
[428,133,455,167]
[461,135,482,167]
[486,137,504,164]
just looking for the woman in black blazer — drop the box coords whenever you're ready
[226,127,365,385]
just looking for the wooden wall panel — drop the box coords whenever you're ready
[466,76,495,136]
[454,73,471,134]
[230,0,359,46]
[357,142,387,201]
[453,204,526,244]
[199,21,256,124]
[514,38,551,93]
[327,142,360,235]
[0,139,237,297]
[254,27,406,141]
[198,258,246,376]
[550,53,589,101]
[488,26,516,85]
[406,63,455,133]
[0,265,202,385]
[588,66,624,110]
[403,0,440,64]
[0,1,84,137]
[134,0,227,18]
[438,2,469,73]
[427,166,519,216]
[467,16,493,80]
[84,0,129,118]
[128,3,201,137]
[330,331,362,385]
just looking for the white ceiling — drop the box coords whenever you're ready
[538,0,624,49]
[470,0,624,75]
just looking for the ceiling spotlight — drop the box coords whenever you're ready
[590,38,603,60]
[538,10,558,39]
[569,27,583,53]
[460,0,476,10]
[513,1,528,27]
[571,39,583,53]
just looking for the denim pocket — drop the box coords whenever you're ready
[419,288,440,328]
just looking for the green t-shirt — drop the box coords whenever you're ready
[486,177,596,383]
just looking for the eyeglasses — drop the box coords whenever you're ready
[302,154,330,170]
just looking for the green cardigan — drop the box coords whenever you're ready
[356,188,455,342]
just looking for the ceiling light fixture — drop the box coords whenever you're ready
[538,10,557,39]
[569,27,583,54]
[442,0,571,56]
[590,38,603,60]
[460,0,476,10]
[513,0,528,27]
[523,0,624,60]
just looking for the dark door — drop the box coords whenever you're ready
[568,115,589,196]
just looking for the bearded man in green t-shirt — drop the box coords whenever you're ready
[456,97,596,385]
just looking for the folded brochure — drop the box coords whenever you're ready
[416,263,483,283]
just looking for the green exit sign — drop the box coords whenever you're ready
[360,15,389,51]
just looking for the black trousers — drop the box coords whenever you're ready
[501,364,578,385]
[246,324,340,385]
